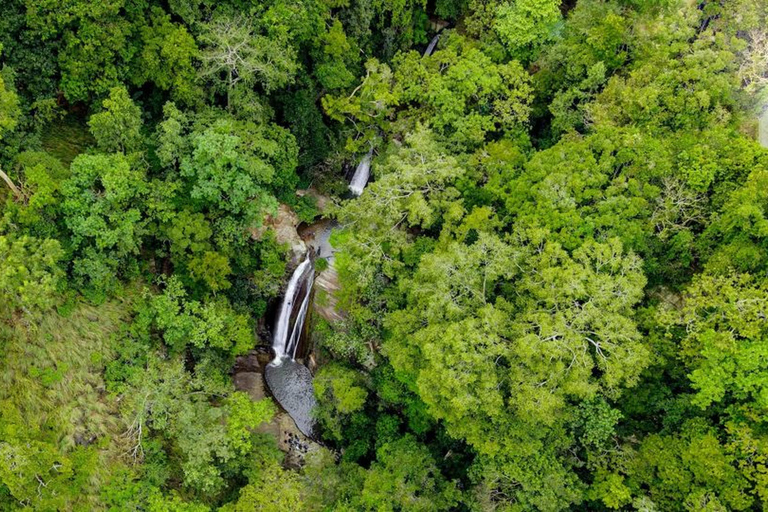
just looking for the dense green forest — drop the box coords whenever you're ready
[1,0,768,510]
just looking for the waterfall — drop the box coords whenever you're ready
[423,33,441,57]
[348,149,373,196]
[271,256,315,364]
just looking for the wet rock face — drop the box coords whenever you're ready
[264,358,318,438]
[298,219,345,323]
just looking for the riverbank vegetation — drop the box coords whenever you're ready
[1,0,767,510]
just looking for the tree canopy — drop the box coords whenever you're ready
[1,0,767,510]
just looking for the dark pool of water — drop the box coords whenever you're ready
[264,358,318,437]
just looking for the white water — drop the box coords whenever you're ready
[287,266,314,359]
[272,256,314,364]
[424,34,441,57]
[348,149,373,196]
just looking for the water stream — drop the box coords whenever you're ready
[263,30,443,437]
[424,33,441,57]
[265,255,318,437]
[265,167,359,437]
[348,149,373,196]
[271,256,315,362]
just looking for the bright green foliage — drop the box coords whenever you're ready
[224,392,276,454]
[701,163,768,274]
[132,7,200,105]
[591,34,742,133]
[575,398,622,450]
[175,114,299,217]
[314,363,369,442]
[549,61,606,136]
[0,296,136,510]
[187,251,232,293]
[148,277,253,356]
[658,273,768,410]
[360,436,460,511]
[24,0,136,102]
[0,400,99,511]
[335,126,464,285]
[301,448,367,511]
[387,233,647,450]
[1,0,767,510]
[493,0,562,60]
[505,128,667,254]
[534,0,632,137]
[180,129,274,220]
[120,357,276,499]
[322,58,398,151]
[1,151,67,236]
[0,56,19,140]
[88,86,144,153]
[62,152,148,294]
[155,102,190,169]
[470,448,584,511]
[314,19,357,92]
[0,235,62,318]
[394,34,533,149]
[222,462,304,511]
[325,34,533,151]
[151,105,297,295]
[593,419,755,511]
[146,491,212,512]
[314,316,376,367]
[315,364,368,414]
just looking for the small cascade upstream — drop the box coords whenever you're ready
[348,149,373,196]
[265,255,319,437]
[423,33,441,57]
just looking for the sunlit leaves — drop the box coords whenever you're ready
[658,273,768,410]
[88,86,143,153]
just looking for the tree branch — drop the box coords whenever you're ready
[0,165,24,202]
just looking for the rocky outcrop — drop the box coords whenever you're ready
[314,264,344,323]
[252,203,306,265]
[233,351,320,463]
[297,219,345,323]
[233,372,267,401]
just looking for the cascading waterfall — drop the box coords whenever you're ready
[265,254,318,437]
[261,26,451,441]
[271,256,315,363]
[348,148,373,196]
[423,33,441,57]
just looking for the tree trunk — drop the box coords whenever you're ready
[0,166,24,202]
